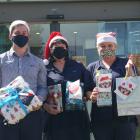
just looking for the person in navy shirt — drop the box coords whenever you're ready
[43,32,93,140]
[87,32,137,140]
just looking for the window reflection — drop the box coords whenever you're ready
[61,21,140,65]
[0,25,11,53]
[128,21,140,54]
[0,21,140,64]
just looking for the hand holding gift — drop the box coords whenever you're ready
[88,87,98,102]
[125,55,137,77]
[43,103,60,115]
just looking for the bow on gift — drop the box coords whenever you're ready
[0,76,43,124]
[0,87,29,115]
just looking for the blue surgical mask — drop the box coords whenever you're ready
[12,35,29,48]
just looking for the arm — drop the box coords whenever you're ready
[80,64,95,100]
[36,61,47,102]
[125,58,138,77]
[86,62,98,102]
[0,65,1,88]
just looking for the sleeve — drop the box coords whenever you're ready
[0,62,1,88]
[80,64,94,94]
[87,62,96,88]
[36,60,47,102]
[0,55,2,88]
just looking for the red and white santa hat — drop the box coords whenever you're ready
[44,31,68,60]
[96,32,117,46]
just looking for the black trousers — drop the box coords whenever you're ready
[91,120,137,140]
[42,111,91,140]
[0,110,43,140]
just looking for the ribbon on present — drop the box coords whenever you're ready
[0,76,42,124]
[0,87,29,115]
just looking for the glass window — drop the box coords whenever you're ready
[0,21,140,64]
[61,23,99,65]
[127,21,140,54]
[0,25,11,53]
[0,23,50,58]
[30,24,50,58]
[60,21,140,66]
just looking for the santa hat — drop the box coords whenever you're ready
[96,32,117,46]
[9,20,30,34]
[44,31,68,59]
[100,76,110,82]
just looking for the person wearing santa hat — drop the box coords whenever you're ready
[0,20,47,140]
[87,32,137,140]
[43,31,93,140]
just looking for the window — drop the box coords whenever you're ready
[60,21,140,65]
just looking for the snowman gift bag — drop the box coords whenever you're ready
[65,80,84,110]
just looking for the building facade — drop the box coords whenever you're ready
[0,0,140,65]
[0,1,140,139]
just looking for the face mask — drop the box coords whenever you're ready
[52,47,68,59]
[100,49,115,58]
[12,35,29,48]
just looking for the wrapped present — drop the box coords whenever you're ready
[65,80,84,110]
[28,95,43,112]
[47,84,63,112]
[0,87,28,124]
[1,99,28,124]
[0,76,42,124]
[96,69,112,107]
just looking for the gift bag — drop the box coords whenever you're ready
[47,84,63,112]
[115,76,140,116]
[65,80,84,110]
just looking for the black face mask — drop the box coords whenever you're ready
[12,35,29,48]
[52,47,68,59]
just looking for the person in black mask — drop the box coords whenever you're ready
[43,32,93,140]
[0,20,47,140]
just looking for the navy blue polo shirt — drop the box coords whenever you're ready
[46,59,93,129]
[87,57,136,124]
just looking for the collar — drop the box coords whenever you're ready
[97,57,119,70]
[97,60,106,70]
[9,47,31,57]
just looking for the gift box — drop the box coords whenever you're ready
[0,87,28,124]
[96,70,112,107]
[47,84,63,112]
[0,76,42,124]
[65,80,84,110]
